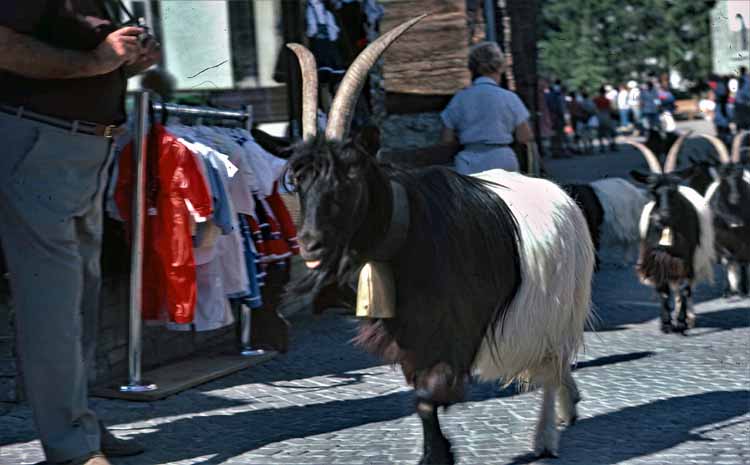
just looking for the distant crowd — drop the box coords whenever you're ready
[539,66,750,158]
[703,67,750,142]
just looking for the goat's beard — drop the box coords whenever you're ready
[284,243,361,305]
[637,244,689,286]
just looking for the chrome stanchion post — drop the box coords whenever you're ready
[240,304,265,357]
[121,91,157,393]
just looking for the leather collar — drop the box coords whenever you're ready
[367,180,410,261]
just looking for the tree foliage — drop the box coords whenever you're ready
[539,0,715,93]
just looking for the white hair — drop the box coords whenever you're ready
[591,178,650,263]
[470,170,594,456]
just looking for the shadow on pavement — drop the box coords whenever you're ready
[573,351,655,371]
[548,390,750,465]
[105,349,668,465]
[689,305,750,336]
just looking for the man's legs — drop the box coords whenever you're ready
[0,114,111,463]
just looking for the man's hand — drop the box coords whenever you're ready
[92,27,145,75]
[123,37,162,78]
[0,24,150,79]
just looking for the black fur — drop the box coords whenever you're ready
[682,156,720,195]
[563,184,604,269]
[709,164,750,263]
[286,135,522,397]
[636,179,700,286]
[645,130,678,161]
[630,170,702,332]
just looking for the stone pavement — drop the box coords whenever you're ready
[1,121,749,465]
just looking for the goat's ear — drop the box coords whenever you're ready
[629,170,651,184]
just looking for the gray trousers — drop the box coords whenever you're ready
[0,112,114,462]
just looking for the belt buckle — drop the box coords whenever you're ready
[104,125,115,138]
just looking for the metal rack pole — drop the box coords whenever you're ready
[121,91,157,393]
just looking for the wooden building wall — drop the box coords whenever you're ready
[380,0,472,114]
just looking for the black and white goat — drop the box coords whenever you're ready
[285,16,595,463]
[627,136,715,334]
[563,178,649,268]
[698,132,750,296]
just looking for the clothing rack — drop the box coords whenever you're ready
[120,91,263,394]
[152,102,254,131]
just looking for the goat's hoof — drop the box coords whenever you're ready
[417,450,455,465]
[535,448,559,459]
[419,437,454,465]
[660,322,673,334]
[673,321,688,335]
[534,428,559,459]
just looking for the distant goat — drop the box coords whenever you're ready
[285,16,594,463]
[563,178,649,268]
[699,132,750,296]
[627,135,715,334]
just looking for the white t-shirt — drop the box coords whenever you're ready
[617,89,630,110]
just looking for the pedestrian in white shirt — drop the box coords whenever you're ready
[617,83,631,129]
[627,81,641,132]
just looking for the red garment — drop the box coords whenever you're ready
[265,183,300,255]
[593,96,610,111]
[115,124,212,324]
[257,197,292,262]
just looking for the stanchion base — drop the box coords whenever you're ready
[119,382,158,393]
[240,348,266,357]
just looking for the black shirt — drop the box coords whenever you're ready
[0,0,127,124]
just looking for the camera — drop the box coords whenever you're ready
[122,16,153,46]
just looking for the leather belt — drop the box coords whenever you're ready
[0,105,126,139]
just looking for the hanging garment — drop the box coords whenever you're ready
[265,182,300,256]
[237,214,263,309]
[246,214,268,286]
[254,194,292,263]
[240,136,288,197]
[171,126,251,323]
[115,124,212,324]
[167,258,235,332]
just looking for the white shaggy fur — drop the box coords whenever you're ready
[638,186,715,285]
[591,178,650,264]
[469,170,595,456]
[591,178,649,247]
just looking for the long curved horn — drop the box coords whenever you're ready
[731,130,750,163]
[287,44,319,141]
[624,140,662,173]
[663,131,691,173]
[325,14,428,142]
[696,133,731,164]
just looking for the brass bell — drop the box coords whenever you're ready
[658,227,673,247]
[355,261,396,318]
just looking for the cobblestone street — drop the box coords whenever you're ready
[1,124,749,465]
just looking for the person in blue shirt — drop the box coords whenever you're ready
[440,41,533,174]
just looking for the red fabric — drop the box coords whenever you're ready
[115,124,212,324]
[593,96,610,111]
[265,183,300,255]
[258,197,292,261]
